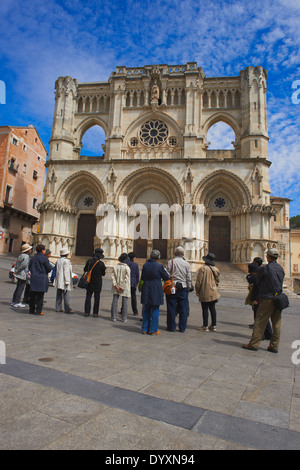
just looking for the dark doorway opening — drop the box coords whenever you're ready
[209,216,231,262]
[152,214,167,259]
[75,214,96,256]
[133,214,168,259]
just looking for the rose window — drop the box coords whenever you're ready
[139,120,168,147]
[84,196,94,207]
[214,197,226,209]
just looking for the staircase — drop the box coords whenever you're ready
[214,262,248,291]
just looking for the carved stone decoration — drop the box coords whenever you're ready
[55,76,78,99]
[151,80,160,104]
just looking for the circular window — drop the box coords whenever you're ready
[84,196,94,207]
[139,120,168,147]
[130,137,139,147]
[168,136,177,147]
[214,197,226,209]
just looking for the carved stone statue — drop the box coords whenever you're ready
[151,80,160,104]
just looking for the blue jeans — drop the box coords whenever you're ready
[142,304,159,333]
[166,288,189,332]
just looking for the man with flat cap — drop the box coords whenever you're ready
[243,248,285,353]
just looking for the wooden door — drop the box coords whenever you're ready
[75,214,96,256]
[134,238,148,258]
[209,216,231,262]
[152,214,167,259]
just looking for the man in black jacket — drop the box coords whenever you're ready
[243,248,285,353]
[83,248,106,317]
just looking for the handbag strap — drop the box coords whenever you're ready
[171,258,174,281]
[89,259,100,275]
[208,265,217,286]
[84,259,100,279]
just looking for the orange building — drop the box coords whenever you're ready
[0,125,47,253]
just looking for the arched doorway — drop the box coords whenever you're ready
[133,188,169,259]
[193,170,252,264]
[114,167,184,260]
[75,192,98,256]
[55,171,107,258]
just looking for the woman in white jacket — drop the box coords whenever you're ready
[111,253,131,322]
[55,248,74,314]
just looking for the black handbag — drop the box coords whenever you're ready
[78,260,99,289]
[78,273,88,289]
[266,264,289,311]
[273,292,289,311]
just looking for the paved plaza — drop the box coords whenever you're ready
[0,254,300,450]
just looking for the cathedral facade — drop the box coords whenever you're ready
[36,63,290,275]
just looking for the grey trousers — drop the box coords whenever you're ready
[56,289,72,313]
[111,294,128,321]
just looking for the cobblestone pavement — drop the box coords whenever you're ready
[0,254,300,450]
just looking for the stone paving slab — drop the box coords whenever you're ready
[0,258,300,450]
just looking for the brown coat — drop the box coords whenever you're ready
[195,264,220,303]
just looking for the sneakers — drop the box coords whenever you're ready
[12,303,26,308]
[149,331,161,335]
[196,326,209,332]
[196,325,217,332]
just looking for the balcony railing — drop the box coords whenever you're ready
[8,163,19,174]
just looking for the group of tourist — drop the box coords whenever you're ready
[10,242,285,352]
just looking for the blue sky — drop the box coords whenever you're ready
[0,0,299,216]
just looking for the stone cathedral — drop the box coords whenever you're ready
[36,62,291,275]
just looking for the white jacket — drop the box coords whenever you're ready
[111,263,131,297]
[55,257,73,291]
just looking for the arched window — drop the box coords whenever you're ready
[207,122,235,149]
[80,125,106,157]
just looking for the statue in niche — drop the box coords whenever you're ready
[151,80,160,104]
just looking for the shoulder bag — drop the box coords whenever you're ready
[266,264,289,311]
[78,260,100,289]
[163,259,177,295]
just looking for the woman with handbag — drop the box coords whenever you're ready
[195,253,220,332]
[140,250,169,335]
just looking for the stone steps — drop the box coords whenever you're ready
[71,256,249,293]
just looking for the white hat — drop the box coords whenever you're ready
[22,243,32,253]
[267,248,279,258]
[60,248,70,256]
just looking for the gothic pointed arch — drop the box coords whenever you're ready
[73,116,109,149]
[202,111,241,140]
[192,170,252,208]
[55,170,107,208]
[114,166,184,207]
